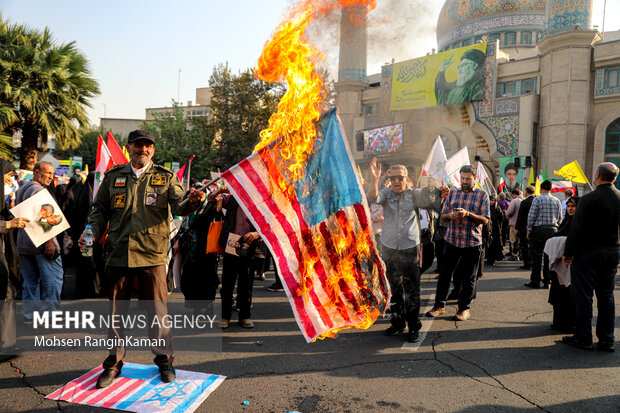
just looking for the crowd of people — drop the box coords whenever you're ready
[0,133,618,388]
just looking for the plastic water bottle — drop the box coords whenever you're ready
[81,225,94,257]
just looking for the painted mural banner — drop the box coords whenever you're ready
[390,42,487,110]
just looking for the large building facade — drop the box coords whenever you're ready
[337,0,620,189]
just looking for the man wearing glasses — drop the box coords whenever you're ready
[368,158,430,343]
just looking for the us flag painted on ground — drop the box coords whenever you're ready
[222,108,390,342]
[46,363,225,412]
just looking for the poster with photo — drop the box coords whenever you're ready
[10,188,70,248]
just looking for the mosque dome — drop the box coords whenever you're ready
[437,0,546,51]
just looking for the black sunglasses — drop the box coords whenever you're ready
[389,175,406,181]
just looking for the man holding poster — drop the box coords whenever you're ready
[15,162,64,324]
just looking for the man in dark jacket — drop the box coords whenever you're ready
[515,185,535,270]
[561,163,620,352]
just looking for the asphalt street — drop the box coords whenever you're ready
[1,259,619,413]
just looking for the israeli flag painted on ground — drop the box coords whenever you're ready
[46,363,225,412]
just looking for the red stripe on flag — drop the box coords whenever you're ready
[238,159,334,329]
[47,366,104,400]
[353,203,389,305]
[318,222,353,323]
[222,169,318,339]
[333,211,366,312]
[99,378,145,409]
[249,154,337,329]
[83,377,132,406]
[64,372,101,402]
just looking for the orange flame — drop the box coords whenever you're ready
[254,0,376,180]
[254,0,383,341]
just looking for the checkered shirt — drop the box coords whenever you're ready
[442,187,490,248]
[526,193,562,232]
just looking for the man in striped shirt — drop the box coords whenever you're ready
[525,180,562,289]
[427,165,490,321]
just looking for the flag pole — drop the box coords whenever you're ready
[178,176,222,206]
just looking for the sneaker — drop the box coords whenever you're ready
[454,309,471,321]
[239,319,254,328]
[384,325,404,336]
[267,283,284,292]
[405,330,420,343]
[524,281,541,289]
[160,365,176,383]
[597,341,615,352]
[561,335,593,351]
[426,307,445,317]
[221,319,230,329]
[96,369,119,388]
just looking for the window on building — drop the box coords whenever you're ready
[605,67,620,88]
[536,31,543,43]
[505,32,517,46]
[489,33,501,45]
[521,78,537,94]
[497,82,516,97]
[362,103,379,116]
[462,38,472,46]
[452,42,460,49]
[475,36,483,43]
[521,31,532,45]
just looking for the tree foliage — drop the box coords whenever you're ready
[0,15,100,169]
[143,103,215,181]
[209,63,283,170]
[52,128,101,170]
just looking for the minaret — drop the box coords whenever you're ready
[337,5,368,82]
[537,0,598,175]
[335,5,368,156]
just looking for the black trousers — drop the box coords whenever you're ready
[571,248,619,344]
[221,254,254,320]
[529,227,556,285]
[434,243,481,311]
[518,232,531,267]
[382,245,422,332]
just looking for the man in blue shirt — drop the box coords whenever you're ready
[525,180,562,289]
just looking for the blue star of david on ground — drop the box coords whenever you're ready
[143,381,189,406]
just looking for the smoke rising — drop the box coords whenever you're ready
[367,0,438,72]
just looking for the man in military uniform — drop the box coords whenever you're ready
[79,129,205,388]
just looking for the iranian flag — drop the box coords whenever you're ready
[551,180,576,194]
[93,135,114,200]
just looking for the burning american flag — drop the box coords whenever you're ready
[220,0,389,341]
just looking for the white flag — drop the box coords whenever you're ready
[439,147,470,186]
[421,136,448,178]
[475,161,489,183]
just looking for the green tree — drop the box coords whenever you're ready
[0,16,100,169]
[52,128,101,171]
[144,103,215,181]
[209,63,283,170]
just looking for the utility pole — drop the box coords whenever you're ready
[602,0,607,40]
[177,68,181,103]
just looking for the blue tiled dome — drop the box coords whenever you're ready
[437,0,546,50]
